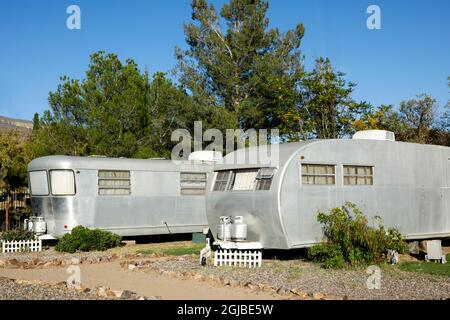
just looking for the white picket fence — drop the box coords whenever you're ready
[214,249,262,268]
[1,239,42,253]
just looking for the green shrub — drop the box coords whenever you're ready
[55,226,122,253]
[308,202,408,268]
[0,229,35,241]
[307,243,345,269]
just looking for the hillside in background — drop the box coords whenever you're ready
[0,115,33,134]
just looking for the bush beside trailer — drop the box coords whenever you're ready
[206,131,450,250]
[27,155,214,238]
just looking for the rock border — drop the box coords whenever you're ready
[0,276,158,300]
[120,258,339,300]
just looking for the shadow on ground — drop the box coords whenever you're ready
[262,248,308,261]
[125,233,193,244]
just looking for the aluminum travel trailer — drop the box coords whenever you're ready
[206,131,450,250]
[27,155,215,238]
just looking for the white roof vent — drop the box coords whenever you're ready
[352,130,395,142]
[188,151,223,162]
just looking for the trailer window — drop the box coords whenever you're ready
[214,168,276,191]
[180,172,207,195]
[29,171,49,196]
[50,170,76,196]
[301,164,335,185]
[213,171,231,191]
[98,170,131,195]
[256,168,276,190]
[343,166,373,185]
[229,169,259,191]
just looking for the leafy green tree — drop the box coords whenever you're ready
[429,77,450,146]
[32,52,156,158]
[297,57,368,139]
[353,104,410,141]
[354,90,447,146]
[0,130,30,189]
[441,76,450,132]
[83,52,151,158]
[32,51,235,159]
[176,0,305,134]
[32,113,40,130]
[141,72,235,158]
[399,94,437,143]
[38,79,90,157]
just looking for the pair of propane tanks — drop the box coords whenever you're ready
[217,216,248,242]
[24,216,46,235]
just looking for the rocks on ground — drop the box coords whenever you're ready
[117,254,450,300]
[0,276,159,300]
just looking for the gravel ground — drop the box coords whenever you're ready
[1,242,448,300]
[0,277,102,300]
[0,241,168,265]
[0,248,121,266]
[138,255,450,300]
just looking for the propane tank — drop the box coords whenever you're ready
[217,216,232,241]
[25,217,46,235]
[231,216,247,241]
[33,217,47,235]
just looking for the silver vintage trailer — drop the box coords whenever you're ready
[206,131,450,250]
[27,155,216,238]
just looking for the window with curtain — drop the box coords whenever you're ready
[343,165,374,185]
[180,172,207,195]
[50,170,76,196]
[98,170,131,196]
[301,164,336,185]
[29,170,49,196]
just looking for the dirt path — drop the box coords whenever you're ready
[0,262,276,300]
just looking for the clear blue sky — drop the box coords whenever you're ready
[0,0,449,120]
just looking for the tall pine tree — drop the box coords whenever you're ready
[176,0,305,134]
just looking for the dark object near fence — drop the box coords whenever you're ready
[0,187,30,210]
[0,187,31,231]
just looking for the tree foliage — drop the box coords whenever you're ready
[31,51,235,159]
[356,93,449,146]
[176,0,305,134]
[4,2,450,193]
[297,57,371,139]
[0,130,31,189]
[399,94,437,143]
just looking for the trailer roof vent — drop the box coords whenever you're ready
[188,151,223,162]
[352,130,395,142]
